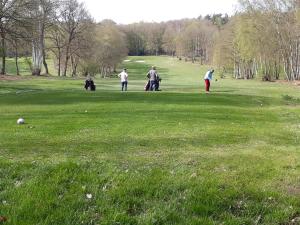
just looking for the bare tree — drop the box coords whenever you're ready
[58,0,91,76]
[78,22,128,77]
[22,0,58,76]
[47,23,65,76]
[176,20,216,63]
[237,0,300,80]
[162,25,177,56]
[145,23,165,56]
[0,0,23,74]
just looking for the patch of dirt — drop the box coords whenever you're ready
[287,186,300,196]
[0,75,24,81]
[0,216,7,222]
[276,80,300,86]
[282,213,300,225]
[291,216,300,225]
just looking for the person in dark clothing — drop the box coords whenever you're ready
[85,80,90,90]
[85,76,96,91]
[90,80,96,91]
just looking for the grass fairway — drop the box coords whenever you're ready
[0,56,300,225]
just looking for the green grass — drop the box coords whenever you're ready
[4,58,31,76]
[4,57,60,76]
[0,56,300,224]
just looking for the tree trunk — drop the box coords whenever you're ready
[43,47,49,75]
[71,56,78,77]
[71,56,74,77]
[1,36,6,75]
[32,19,44,76]
[73,63,78,76]
[32,39,43,76]
[15,46,19,75]
[39,18,48,75]
[63,44,70,76]
[57,49,61,76]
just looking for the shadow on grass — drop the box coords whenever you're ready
[0,90,280,108]
[4,124,299,159]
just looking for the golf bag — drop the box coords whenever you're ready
[155,76,162,91]
[144,80,150,91]
[144,76,162,91]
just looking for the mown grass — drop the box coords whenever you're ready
[0,56,300,225]
[4,57,57,76]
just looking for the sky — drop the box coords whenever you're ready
[79,0,239,24]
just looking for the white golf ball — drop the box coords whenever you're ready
[17,118,25,125]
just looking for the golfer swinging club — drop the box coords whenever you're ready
[204,69,214,93]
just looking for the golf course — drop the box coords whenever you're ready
[0,56,300,224]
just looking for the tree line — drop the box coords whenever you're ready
[0,0,127,77]
[121,0,299,81]
[120,18,220,64]
[0,0,299,80]
[215,0,300,81]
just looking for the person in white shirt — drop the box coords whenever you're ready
[118,68,128,91]
[203,69,214,93]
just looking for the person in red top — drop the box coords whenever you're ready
[204,69,214,93]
